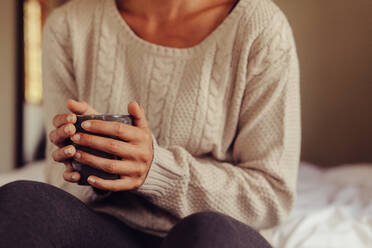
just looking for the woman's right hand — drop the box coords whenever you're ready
[49,99,100,183]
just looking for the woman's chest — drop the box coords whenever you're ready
[84,50,238,156]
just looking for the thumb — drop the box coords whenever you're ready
[128,101,148,128]
[66,99,100,115]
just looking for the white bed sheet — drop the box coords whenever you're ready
[0,161,371,248]
[273,162,372,248]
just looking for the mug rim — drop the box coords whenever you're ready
[76,114,132,118]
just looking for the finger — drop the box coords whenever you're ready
[128,101,148,129]
[74,150,143,176]
[66,99,100,115]
[53,113,77,128]
[87,176,142,192]
[52,145,76,162]
[49,123,76,145]
[63,163,80,183]
[71,133,136,159]
[80,120,140,142]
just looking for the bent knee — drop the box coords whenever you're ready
[170,211,245,239]
[184,211,231,222]
[0,180,44,196]
[164,211,271,248]
[181,211,248,232]
[0,180,79,208]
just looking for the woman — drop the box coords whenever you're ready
[0,0,300,247]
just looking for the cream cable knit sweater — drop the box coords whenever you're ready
[42,0,300,243]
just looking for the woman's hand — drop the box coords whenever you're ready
[71,101,154,192]
[49,99,100,183]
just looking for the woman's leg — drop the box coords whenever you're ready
[0,180,162,248]
[161,211,272,248]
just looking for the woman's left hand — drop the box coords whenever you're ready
[71,101,154,192]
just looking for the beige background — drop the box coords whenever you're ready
[276,0,372,166]
[0,1,16,172]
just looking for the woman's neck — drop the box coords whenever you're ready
[116,0,231,22]
[115,0,239,48]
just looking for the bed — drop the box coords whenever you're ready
[1,161,371,248]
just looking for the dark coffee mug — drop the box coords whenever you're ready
[69,114,134,185]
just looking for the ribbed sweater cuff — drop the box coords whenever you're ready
[136,135,183,198]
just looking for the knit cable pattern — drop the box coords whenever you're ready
[42,0,300,244]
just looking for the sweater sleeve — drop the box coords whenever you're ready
[136,12,301,230]
[42,8,102,203]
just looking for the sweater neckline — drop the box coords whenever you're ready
[107,0,250,57]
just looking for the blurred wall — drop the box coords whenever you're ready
[0,0,16,172]
[276,0,372,166]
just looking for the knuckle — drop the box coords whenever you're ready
[140,132,148,142]
[105,161,117,174]
[86,154,96,165]
[115,123,125,137]
[137,151,145,162]
[138,165,147,175]
[111,185,120,192]
[144,131,152,143]
[138,150,151,163]
[107,140,120,153]
[145,151,153,162]
[78,151,87,162]
[79,133,88,144]
[134,179,143,189]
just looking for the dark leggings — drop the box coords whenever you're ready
[0,181,272,248]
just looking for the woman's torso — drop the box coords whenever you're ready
[66,0,263,161]
[45,0,292,240]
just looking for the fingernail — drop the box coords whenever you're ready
[67,114,76,123]
[87,177,95,184]
[71,174,77,180]
[81,121,91,129]
[71,134,80,142]
[64,125,71,134]
[64,147,74,156]
[74,152,81,159]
